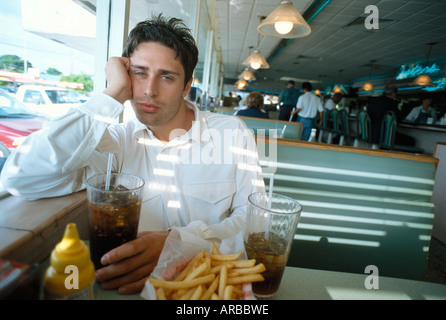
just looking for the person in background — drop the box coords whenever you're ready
[234,91,269,119]
[1,14,264,294]
[367,84,402,145]
[278,80,299,121]
[291,82,324,141]
[405,94,437,124]
[367,84,414,146]
[324,92,343,111]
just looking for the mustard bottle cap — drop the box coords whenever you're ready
[44,223,95,298]
[50,223,91,273]
[56,223,84,254]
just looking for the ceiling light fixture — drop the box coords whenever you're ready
[333,69,347,94]
[242,50,269,70]
[234,79,248,90]
[257,1,311,39]
[243,18,270,70]
[413,42,437,87]
[361,60,376,92]
[238,68,256,81]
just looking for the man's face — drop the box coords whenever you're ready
[129,41,192,128]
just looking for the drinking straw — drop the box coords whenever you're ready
[268,173,274,210]
[105,153,113,191]
[264,173,275,239]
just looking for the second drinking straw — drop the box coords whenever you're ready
[268,173,274,210]
[105,153,113,191]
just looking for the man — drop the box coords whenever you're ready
[1,15,264,294]
[291,82,324,141]
[405,94,437,123]
[324,92,343,111]
[278,80,299,121]
[367,84,402,144]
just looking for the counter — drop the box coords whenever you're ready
[397,122,446,155]
[96,266,446,300]
[345,116,446,155]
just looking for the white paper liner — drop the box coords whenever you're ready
[140,228,255,300]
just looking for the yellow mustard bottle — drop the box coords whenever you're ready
[43,223,96,300]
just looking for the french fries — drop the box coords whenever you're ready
[146,243,265,300]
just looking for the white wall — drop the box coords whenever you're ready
[432,142,446,244]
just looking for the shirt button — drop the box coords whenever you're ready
[88,138,96,145]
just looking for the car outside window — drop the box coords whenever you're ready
[45,89,79,104]
[0,90,45,197]
[24,90,44,105]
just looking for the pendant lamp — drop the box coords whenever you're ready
[333,86,342,93]
[243,17,270,70]
[257,1,311,38]
[413,74,433,86]
[361,60,376,92]
[333,69,346,94]
[235,79,248,90]
[242,50,269,70]
[238,68,256,81]
[413,42,436,86]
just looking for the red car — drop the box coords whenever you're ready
[0,90,45,149]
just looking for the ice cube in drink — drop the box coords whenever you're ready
[244,232,289,298]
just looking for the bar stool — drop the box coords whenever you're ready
[353,110,373,148]
[337,109,352,145]
[380,111,424,153]
[317,109,331,143]
[327,109,339,144]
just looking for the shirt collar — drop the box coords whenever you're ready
[132,99,214,147]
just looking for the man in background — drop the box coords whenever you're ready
[405,93,437,124]
[367,84,402,145]
[324,92,343,111]
[367,84,414,146]
[291,82,324,141]
[278,80,299,121]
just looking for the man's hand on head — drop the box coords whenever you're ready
[103,57,133,104]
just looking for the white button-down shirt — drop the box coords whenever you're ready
[1,94,265,240]
[296,92,323,118]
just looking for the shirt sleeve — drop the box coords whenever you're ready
[278,90,284,103]
[0,93,124,200]
[296,96,303,109]
[405,107,419,121]
[317,97,324,112]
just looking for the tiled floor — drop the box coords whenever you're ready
[424,237,446,285]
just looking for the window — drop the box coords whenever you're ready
[24,90,44,104]
[0,0,219,198]
[45,89,79,104]
[0,0,95,197]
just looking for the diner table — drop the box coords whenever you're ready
[97,266,446,300]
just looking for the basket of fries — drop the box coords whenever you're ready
[141,228,265,300]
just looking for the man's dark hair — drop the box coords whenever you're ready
[383,84,397,96]
[302,82,312,91]
[122,14,199,87]
[420,93,432,101]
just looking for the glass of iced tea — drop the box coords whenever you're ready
[244,192,302,299]
[86,173,145,270]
